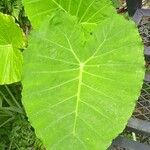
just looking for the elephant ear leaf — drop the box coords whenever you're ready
[23,0,115,28]
[0,13,25,85]
[22,1,144,150]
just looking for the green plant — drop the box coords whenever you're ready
[0,0,22,16]
[0,83,45,149]
[0,3,40,149]
[0,13,25,84]
[21,0,144,150]
[0,0,145,149]
[0,11,24,132]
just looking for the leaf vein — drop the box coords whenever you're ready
[50,134,71,149]
[37,55,78,65]
[43,38,72,52]
[83,71,114,81]
[86,3,109,22]
[80,100,109,119]
[78,116,102,138]
[40,77,78,93]
[52,0,67,13]
[43,111,74,131]
[65,34,81,63]
[32,68,79,74]
[82,82,115,100]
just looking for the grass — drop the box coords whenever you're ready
[0,83,45,149]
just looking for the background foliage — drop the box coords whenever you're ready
[0,0,44,149]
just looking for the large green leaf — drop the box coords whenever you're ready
[0,13,25,84]
[22,6,144,149]
[23,0,115,28]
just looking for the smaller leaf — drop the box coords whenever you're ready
[0,13,25,85]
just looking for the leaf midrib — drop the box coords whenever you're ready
[73,63,84,135]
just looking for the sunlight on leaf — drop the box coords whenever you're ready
[22,1,144,150]
[0,13,25,84]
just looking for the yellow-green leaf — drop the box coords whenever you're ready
[0,13,25,84]
[22,1,144,150]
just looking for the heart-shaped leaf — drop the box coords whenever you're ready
[22,1,144,150]
[0,13,25,84]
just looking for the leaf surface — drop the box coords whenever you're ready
[23,0,115,28]
[0,13,25,84]
[22,8,144,150]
